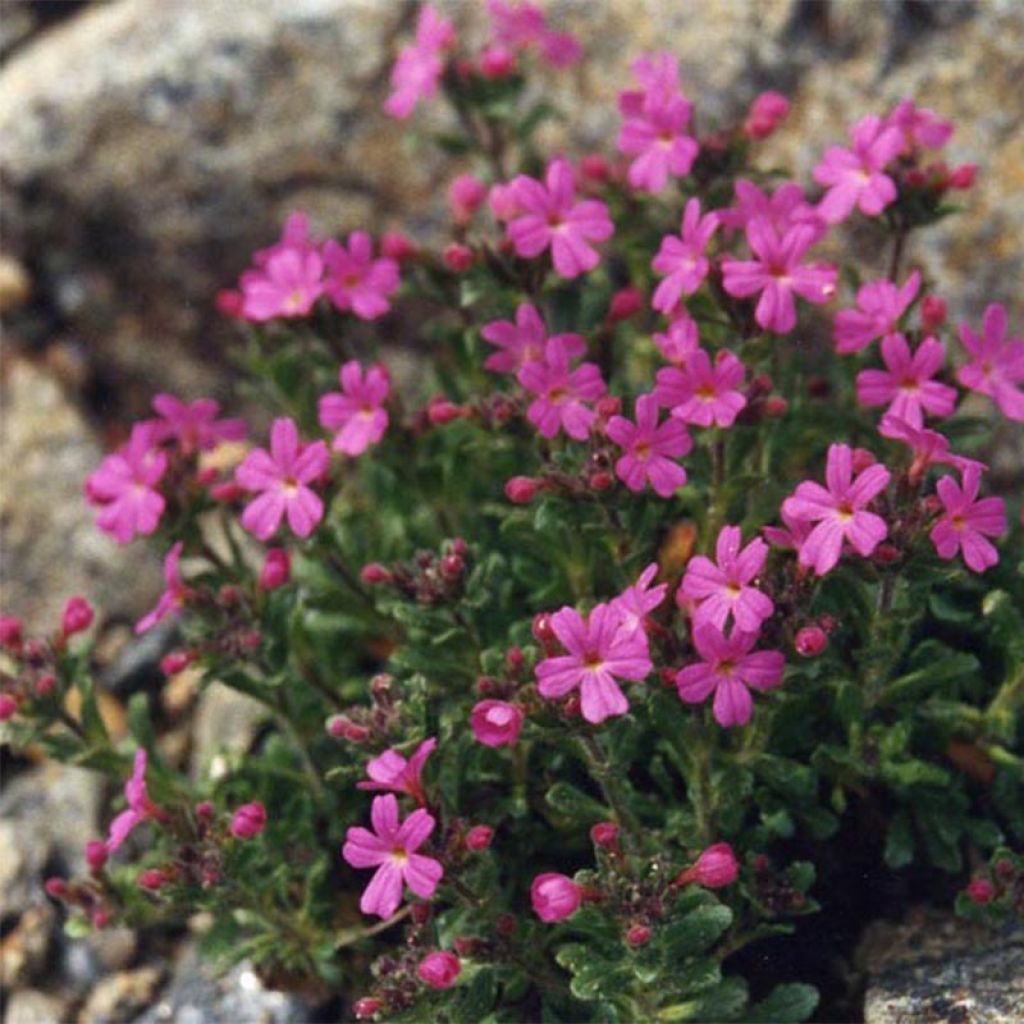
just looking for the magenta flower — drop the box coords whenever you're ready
[480,302,586,375]
[722,219,838,335]
[487,1,581,67]
[957,304,1024,422]
[342,794,443,919]
[717,179,824,239]
[535,603,653,724]
[85,424,167,545]
[384,4,454,119]
[149,394,246,455]
[418,951,462,989]
[885,98,953,155]
[106,749,164,854]
[357,738,437,805]
[762,506,814,553]
[651,199,718,312]
[653,314,700,366]
[230,803,267,840]
[606,394,692,497]
[680,526,774,632]
[653,348,747,429]
[518,337,606,441]
[506,158,614,279]
[471,700,524,747]
[878,413,985,484]
[618,86,698,194]
[240,247,324,322]
[618,51,680,118]
[135,542,193,635]
[318,361,391,456]
[676,625,784,728]
[322,232,400,321]
[930,465,1006,573]
[235,418,330,541]
[833,271,920,354]
[251,211,316,267]
[609,563,667,637]
[531,872,581,922]
[781,443,891,575]
[813,115,904,224]
[856,334,957,427]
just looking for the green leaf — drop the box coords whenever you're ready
[545,782,611,824]
[884,810,915,869]
[662,903,733,959]
[747,983,819,1023]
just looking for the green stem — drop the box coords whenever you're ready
[578,732,643,846]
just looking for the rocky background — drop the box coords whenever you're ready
[1,1,1022,1021]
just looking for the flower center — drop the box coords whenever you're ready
[696,384,717,401]
[836,501,855,522]
[634,440,652,461]
[899,377,919,391]
[951,513,966,531]
[582,650,604,671]
[391,847,408,865]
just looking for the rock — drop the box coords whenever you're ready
[3,989,69,1024]
[78,966,164,1024]
[0,903,56,988]
[190,682,266,781]
[0,254,31,313]
[860,908,1024,1024]
[0,359,162,632]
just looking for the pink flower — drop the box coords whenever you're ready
[149,395,246,456]
[506,158,614,279]
[675,843,739,888]
[357,738,437,805]
[930,465,1006,573]
[106,749,163,854]
[717,179,824,239]
[135,542,192,634]
[675,625,784,728]
[448,174,487,223]
[856,334,958,427]
[61,596,95,638]
[480,302,586,375]
[471,701,524,747]
[878,413,985,485]
[240,247,324,322]
[762,506,814,553]
[86,424,167,545]
[251,211,316,267]
[531,872,581,922]
[653,348,747,428]
[319,361,391,456]
[322,232,400,321]
[609,563,668,637]
[722,219,838,334]
[653,314,700,366]
[885,98,953,155]
[813,114,904,224]
[535,603,653,724]
[795,626,828,657]
[680,525,774,632]
[957,304,1024,422]
[618,82,698,194]
[619,52,680,114]
[487,1,581,67]
[384,5,454,119]
[418,951,461,989]
[606,394,692,497]
[833,271,920,354]
[230,802,267,839]
[342,794,443,919]
[651,199,718,312]
[781,443,890,575]
[235,418,330,541]
[518,336,606,440]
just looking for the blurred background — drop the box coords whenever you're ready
[0,3,1021,1018]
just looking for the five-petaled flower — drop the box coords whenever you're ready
[957,303,1024,422]
[322,232,400,321]
[518,336,606,440]
[384,5,455,119]
[654,348,747,428]
[319,361,391,456]
[856,334,957,427]
[606,394,692,497]
[833,271,920,354]
[930,465,1006,573]
[149,394,247,455]
[651,199,718,313]
[481,303,586,375]
[357,738,437,805]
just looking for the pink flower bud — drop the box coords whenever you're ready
[427,396,464,425]
[45,877,68,899]
[215,289,243,318]
[589,471,614,492]
[675,842,738,889]
[595,396,622,419]
[480,44,517,78]
[410,902,431,925]
[967,878,994,904]
[160,650,194,676]
[85,840,108,872]
[360,563,393,585]
[0,694,18,721]
[590,821,620,849]
[61,595,94,638]
[195,801,214,822]
[443,243,474,273]
[210,481,245,503]
[851,448,877,473]
[0,615,24,651]
[744,91,790,139]
[488,183,522,222]
[353,998,383,1019]
[505,646,524,672]
[327,715,371,742]
[764,396,789,417]
[440,554,464,579]
[505,476,540,504]
[921,294,947,332]
[139,868,168,891]
[904,167,928,188]
[229,802,267,839]
[608,286,643,322]
[448,174,488,224]
[91,907,112,929]
[33,672,56,697]
[417,951,461,989]
[218,584,242,607]
[380,231,415,262]
[795,626,828,658]
[580,154,609,182]
[531,873,581,923]
[949,163,977,189]
[874,543,900,565]
[471,700,524,747]
[626,924,652,946]
[258,548,291,591]
[466,825,495,851]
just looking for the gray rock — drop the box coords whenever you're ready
[3,989,70,1024]
[79,966,165,1024]
[190,682,267,782]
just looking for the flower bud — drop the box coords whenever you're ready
[595,396,622,419]
[874,543,901,565]
[626,924,652,946]
[353,997,383,1019]
[531,873,581,922]
[505,476,540,504]
[215,289,244,318]
[360,563,393,585]
[33,672,56,697]
[589,471,614,492]
[921,294,947,331]
[427,397,464,425]
[91,907,112,929]
[258,549,291,591]
[229,802,267,839]
[505,646,524,672]
[380,232,415,262]
[448,174,487,224]
[580,154,609,182]
[949,163,977,189]
[590,821,620,849]
[967,878,994,904]
[744,90,790,139]
[488,183,522,222]
[410,902,431,925]
[210,481,245,503]
[45,877,68,900]
[0,615,24,651]
[471,700,524,747]
[480,43,517,78]
[764,396,789,418]
[417,951,461,989]
[675,842,738,889]
[218,584,242,607]
[139,868,168,891]
[85,840,109,872]
[61,595,95,638]
[327,714,371,742]
[195,801,214,822]
[160,650,194,676]
[0,694,18,721]
[440,554,464,580]
[608,286,643,322]
[795,626,828,658]
[851,448,877,473]
[443,243,474,273]
[466,825,495,851]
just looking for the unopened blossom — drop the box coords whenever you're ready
[480,303,586,375]
[609,563,668,637]
[781,443,891,575]
[675,843,739,888]
[654,348,747,429]
[676,625,784,728]
[606,394,692,497]
[106,749,164,854]
[471,700,524,747]
[384,4,454,119]
[518,336,606,441]
[235,418,330,541]
[856,334,958,427]
[136,542,193,634]
[743,91,790,140]
[878,413,985,485]
[357,738,437,804]
[342,794,443,919]
[258,548,291,591]
[465,825,495,851]
[722,219,838,334]
[322,232,400,321]
[717,179,823,239]
[795,626,828,657]
[680,525,774,632]
[834,271,921,354]
[957,303,1024,422]
[618,82,698,194]
[61,596,95,638]
[230,802,267,839]
[319,361,391,456]
[448,174,487,223]
[531,872,581,922]
[506,158,614,279]
[653,314,699,366]
[651,199,718,312]
[86,424,167,545]
[885,98,953,155]
[813,114,904,224]
[930,465,1006,573]
[418,951,461,989]
[535,603,653,724]
[149,395,247,455]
